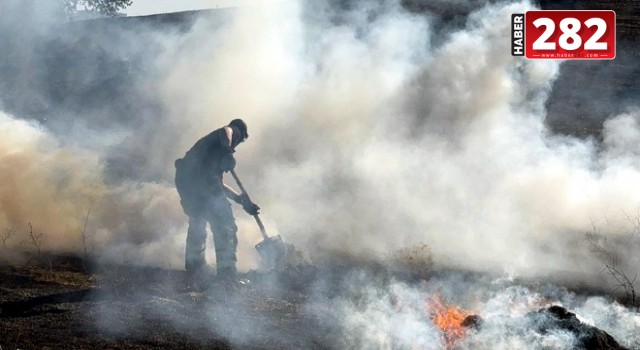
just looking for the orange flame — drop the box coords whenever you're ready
[425,295,471,349]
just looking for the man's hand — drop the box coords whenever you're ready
[238,194,260,215]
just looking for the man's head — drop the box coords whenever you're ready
[229,119,248,147]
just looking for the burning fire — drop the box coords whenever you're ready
[425,295,472,349]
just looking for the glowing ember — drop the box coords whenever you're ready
[425,295,472,349]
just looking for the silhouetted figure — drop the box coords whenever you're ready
[174,119,259,282]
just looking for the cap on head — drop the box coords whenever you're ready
[229,118,248,141]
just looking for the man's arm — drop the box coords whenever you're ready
[222,182,261,215]
[223,183,242,203]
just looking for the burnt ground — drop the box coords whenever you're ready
[0,254,331,350]
[0,253,636,350]
[1,253,636,350]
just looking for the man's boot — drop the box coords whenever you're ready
[216,265,251,290]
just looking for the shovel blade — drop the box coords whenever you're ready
[255,235,287,268]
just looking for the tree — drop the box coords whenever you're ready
[63,0,133,17]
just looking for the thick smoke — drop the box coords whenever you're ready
[155,0,640,282]
[306,273,640,349]
[2,1,640,348]
[0,111,104,247]
[1,0,639,284]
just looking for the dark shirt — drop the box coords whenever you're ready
[178,127,233,191]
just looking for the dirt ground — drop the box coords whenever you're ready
[1,253,635,350]
[0,254,330,350]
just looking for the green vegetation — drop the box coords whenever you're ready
[62,0,133,17]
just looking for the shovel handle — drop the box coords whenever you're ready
[252,215,269,240]
[230,169,269,240]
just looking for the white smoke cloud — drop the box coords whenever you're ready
[311,274,640,349]
[150,0,638,283]
[0,110,105,251]
[1,0,639,288]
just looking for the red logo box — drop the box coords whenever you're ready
[525,10,616,60]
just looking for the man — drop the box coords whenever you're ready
[174,119,259,281]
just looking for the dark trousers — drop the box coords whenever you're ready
[184,194,238,271]
[175,159,238,272]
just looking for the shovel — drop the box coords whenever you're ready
[230,169,287,268]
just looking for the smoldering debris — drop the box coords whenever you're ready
[461,306,628,350]
[1,0,640,286]
[305,269,640,350]
[2,255,639,350]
